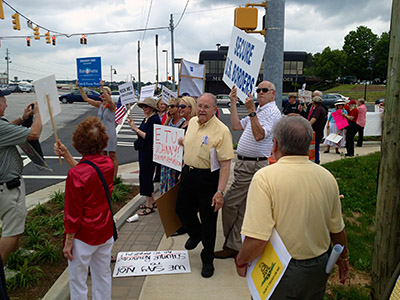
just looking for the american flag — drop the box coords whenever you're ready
[115,98,127,125]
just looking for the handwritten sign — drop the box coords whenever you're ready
[140,84,155,101]
[119,82,136,105]
[162,85,177,104]
[113,250,191,277]
[298,89,312,103]
[331,109,348,130]
[223,26,266,102]
[76,57,102,86]
[33,75,61,126]
[153,124,185,172]
[246,229,291,300]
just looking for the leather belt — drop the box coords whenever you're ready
[237,155,267,161]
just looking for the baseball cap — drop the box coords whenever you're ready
[348,99,357,105]
[0,89,11,97]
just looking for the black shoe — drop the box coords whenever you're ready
[345,153,353,157]
[201,263,214,278]
[171,227,187,237]
[185,237,201,250]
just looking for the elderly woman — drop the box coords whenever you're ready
[160,97,186,195]
[343,99,359,157]
[179,96,197,130]
[77,81,118,178]
[55,116,114,300]
[157,98,168,125]
[128,97,161,215]
[324,99,347,154]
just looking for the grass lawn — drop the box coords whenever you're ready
[325,85,386,102]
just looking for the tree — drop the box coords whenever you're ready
[342,26,378,80]
[314,47,346,80]
[371,0,400,298]
[303,52,316,77]
[372,32,390,81]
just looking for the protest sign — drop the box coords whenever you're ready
[298,89,312,103]
[246,229,291,300]
[153,124,185,172]
[162,85,177,104]
[156,182,182,237]
[76,57,102,86]
[331,109,348,130]
[33,75,61,126]
[139,84,155,101]
[118,82,136,105]
[178,59,205,97]
[325,133,343,144]
[223,26,266,102]
[18,142,52,171]
[113,250,191,278]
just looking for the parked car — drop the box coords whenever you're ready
[19,83,34,93]
[8,83,20,92]
[321,94,342,108]
[59,89,101,104]
[111,91,120,102]
[336,76,357,84]
[375,98,385,104]
[216,94,243,107]
[327,93,349,103]
[281,94,289,108]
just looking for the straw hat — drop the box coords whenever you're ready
[138,97,158,111]
[334,99,346,106]
[312,96,322,103]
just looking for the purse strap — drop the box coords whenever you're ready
[80,160,118,241]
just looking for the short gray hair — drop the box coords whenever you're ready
[199,93,217,107]
[273,116,313,156]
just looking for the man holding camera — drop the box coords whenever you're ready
[0,90,42,265]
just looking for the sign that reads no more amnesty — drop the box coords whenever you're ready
[223,26,266,102]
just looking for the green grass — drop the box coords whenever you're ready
[325,84,386,102]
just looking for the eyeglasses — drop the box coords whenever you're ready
[256,88,271,93]
[178,104,187,109]
[168,104,178,108]
[139,104,149,108]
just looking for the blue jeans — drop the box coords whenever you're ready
[315,137,322,164]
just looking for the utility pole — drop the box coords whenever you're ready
[263,0,285,109]
[5,48,10,84]
[138,40,141,93]
[169,14,176,91]
[155,34,159,91]
[371,0,400,299]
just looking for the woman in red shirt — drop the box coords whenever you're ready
[343,100,359,156]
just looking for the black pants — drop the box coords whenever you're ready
[356,124,364,147]
[346,122,358,156]
[176,165,219,264]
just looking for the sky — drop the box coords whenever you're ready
[0,0,393,84]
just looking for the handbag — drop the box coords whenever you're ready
[81,160,118,241]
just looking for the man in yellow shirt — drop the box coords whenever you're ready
[235,116,349,299]
[176,93,234,278]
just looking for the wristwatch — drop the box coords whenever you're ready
[248,112,257,117]
[217,189,225,196]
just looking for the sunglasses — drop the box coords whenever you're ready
[178,104,187,109]
[139,104,150,108]
[256,88,270,93]
[168,104,178,108]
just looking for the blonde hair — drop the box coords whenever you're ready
[181,96,197,117]
[169,97,180,106]
[102,86,111,95]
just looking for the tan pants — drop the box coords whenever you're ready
[222,159,268,251]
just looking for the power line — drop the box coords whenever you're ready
[175,0,190,28]
[141,0,154,43]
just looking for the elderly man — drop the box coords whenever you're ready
[235,116,349,299]
[176,93,234,278]
[0,90,42,265]
[215,81,281,259]
[283,93,300,115]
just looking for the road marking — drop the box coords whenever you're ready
[117,141,134,147]
[117,134,137,139]
[22,175,67,180]
[221,108,231,114]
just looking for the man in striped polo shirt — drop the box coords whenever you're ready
[0,91,42,265]
[215,81,281,259]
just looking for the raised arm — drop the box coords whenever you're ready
[76,81,101,108]
[229,85,243,131]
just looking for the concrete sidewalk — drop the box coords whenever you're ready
[38,141,381,300]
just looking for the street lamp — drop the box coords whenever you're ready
[110,65,117,85]
[162,49,168,82]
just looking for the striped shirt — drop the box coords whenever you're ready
[0,117,30,182]
[236,101,282,158]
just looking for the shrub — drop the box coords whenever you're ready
[33,240,61,265]
[7,259,43,290]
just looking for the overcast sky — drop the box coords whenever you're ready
[0,0,393,84]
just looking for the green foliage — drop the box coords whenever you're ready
[49,190,65,210]
[112,181,132,203]
[372,32,389,80]
[33,240,61,265]
[6,250,26,270]
[6,259,43,290]
[325,284,370,300]
[113,176,124,185]
[46,213,64,232]
[315,47,347,80]
[33,202,50,216]
[24,222,50,249]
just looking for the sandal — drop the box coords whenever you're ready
[139,203,157,209]
[138,207,154,216]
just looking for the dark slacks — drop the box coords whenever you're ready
[356,124,364,147]
[346,122,358,156]
[176,165,219,264]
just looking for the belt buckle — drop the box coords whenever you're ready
[189,166,194,170]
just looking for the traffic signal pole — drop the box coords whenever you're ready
[169,14,176,92]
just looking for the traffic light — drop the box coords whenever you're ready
[33,26,40,40]
[0,1,4,20]
[12,13,21,30]
[80,34,87,44]
[45,32,51,44]
[52,36,56,46]
[234,7,258,30]
[26,37,31,47]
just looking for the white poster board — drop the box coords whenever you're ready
[298,90,312,103]
[223,26,266,102]
[179,59,205,97]
[118,82,136,105]
[153,124,185,171]
[33,75,61,125]
[139,84,155,101]
[162,85,177,104]
[113,250,191,277]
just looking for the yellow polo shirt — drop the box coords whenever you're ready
[241,155,345,260]
[183,116,234,169]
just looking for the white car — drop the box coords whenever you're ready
[19,84,34,93]
[111,91,120,103]
[327,93,349,103]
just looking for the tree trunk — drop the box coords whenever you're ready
[371,0,400,299]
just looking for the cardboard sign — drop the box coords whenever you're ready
[331,109,348,130]
[325,133,343,144]
[18,142,52,171]
[140,84,155,101]
[118,82,136,105]
[76,57,102,86]
[223,26,266,102]
[178,59,205,97]
[153,125,185,172]
[33,75,61,126]
[156,182,182,237]
[113,250,191,277]
[298,89,312,103]
[162,85,177,104]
